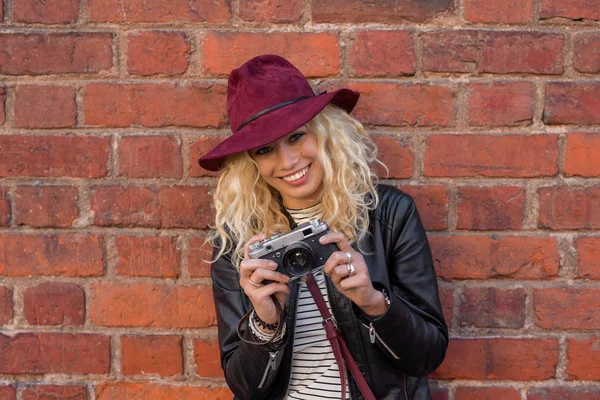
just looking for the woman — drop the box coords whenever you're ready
[199,54,448,400]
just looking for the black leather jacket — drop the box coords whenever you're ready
[211,185,448,399]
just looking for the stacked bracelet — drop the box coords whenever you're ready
[253,308,287,331]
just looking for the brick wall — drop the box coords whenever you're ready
[0,0,599,399]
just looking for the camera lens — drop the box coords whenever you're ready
[282,242,314,277]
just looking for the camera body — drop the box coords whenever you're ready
[248,219,338,279]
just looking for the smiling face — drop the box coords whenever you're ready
[249,126,324,209]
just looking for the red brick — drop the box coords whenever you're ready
[84,83,226,128]
[349,30,415,76]
[397,186,448,231]
[576,237,600,279]
[459,287,526,328]
[565,133,600,177]
[0,187,9,227]
[372,135,413,179]
[203,32,339,77]
[429,236,559,279]
[534,288,600,329]
[433,338,558,380]
[464,0,532,23]
[96,383,232,400]
[23,282,84,326]
[91,185,214,229]
[194,338,222,377]
[313,0,454,23]
[21,385,87,400]
[430,387,449,400]
[15,186,79,228]
[425,134,558,178]
[127,31,191,76]
[0,386,16,400]
[539,0,600,20]
[90,282,215,328]
[529,388,600,400]
[89,0,231,22]
[188,237,213,278]
[118,135,183,178]
[457,186,525,230]
[455,387,520,400]
[344,82,455,127]
[0,333,110,374]
[438,287,454,329]
[15,85,76,128]
[544,82,600,125]
[116,235,180,278]
[538,186,600,229]
[422,31,564,74]
[239,0,303,22]
[567,338,600,380]
[13,0,79,24]
[0,286,13,325]
[0,234,104,277]
[190,136,223,177]
[0,0,3,21]
[0,136,109,178]
[121,335,183,376]
[0,33,112,75]
[468,82,534,126]
[573,32,600,73]
[0,87,5,125]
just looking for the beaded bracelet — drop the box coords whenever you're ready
[252,311,279,331]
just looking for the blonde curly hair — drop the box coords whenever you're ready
[208,104,384,268]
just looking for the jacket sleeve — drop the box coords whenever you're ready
[366,190,448,377]
[211,245,286,399]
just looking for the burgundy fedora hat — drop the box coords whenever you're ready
[198,54,359,171]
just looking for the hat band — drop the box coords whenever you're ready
[235,95,312,132]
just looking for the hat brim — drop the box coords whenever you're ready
[198,88,359,171]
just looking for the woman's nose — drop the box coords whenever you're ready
[278,145,298,169]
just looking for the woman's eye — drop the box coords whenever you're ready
[290,133,304,142]
[255,146,272,156]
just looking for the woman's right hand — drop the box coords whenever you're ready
[239,234,291,329]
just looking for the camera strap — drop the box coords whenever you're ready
[305,273,376,400]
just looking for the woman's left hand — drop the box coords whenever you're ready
[319,232,388,317]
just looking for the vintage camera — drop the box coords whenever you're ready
[248,219,338,279]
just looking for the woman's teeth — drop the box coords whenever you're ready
[282,166,308,182]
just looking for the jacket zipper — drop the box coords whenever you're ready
[365,322,400,360]
[258,351,278,389]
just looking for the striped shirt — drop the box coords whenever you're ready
[285,204,349,400]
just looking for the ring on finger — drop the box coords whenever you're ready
[248,277,262,287]
[347,263,355,276]
[345,251,352,264]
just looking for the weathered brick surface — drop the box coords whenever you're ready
[118,135,183,178]
[194,338,223,377]
[539,0,600,20]
[349,30,415,76]
[424,134,559,178]
[115,235,180,277]
[438,287,454,329]
[121,335,183,376]
[89,282,216,328]
[429,236,559,279]
[96,383,232,400]
[459,287,526,328]
[534,288,600,329]
[127,31,191,76]
[433,338,558,380]
[566,338,600,380]
[13,0,79,24]
[0,285,13,325]
[372,135,413,179]
[538,186,600,229]
[564,133,600,177]
[573,32,600,73]
[88,0,232,22]
[457,186,525,230]
[239,0,303,22]
[23,282,85,326]
[312,0,454,23]
[467,82,534,127]
[576,237,600,279]
[0,33,112,75]
[15,85,76,128]
[189,136,223,177]
[0,333,110,374]
[15,186,79,228]
[203,32,340,77]
[0,136,109,178]
[0,386,16,400]
[463,0,532,23]
[0,87,6,125]
[455,387,521,400]
[0,234,104,277]
[21,385,87,400]
[528,388,600,400]
[0,187,9,227]
[544,82,600,125]
[397,186,448,231]
[91,185,214,229]
[188,237,213,278]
